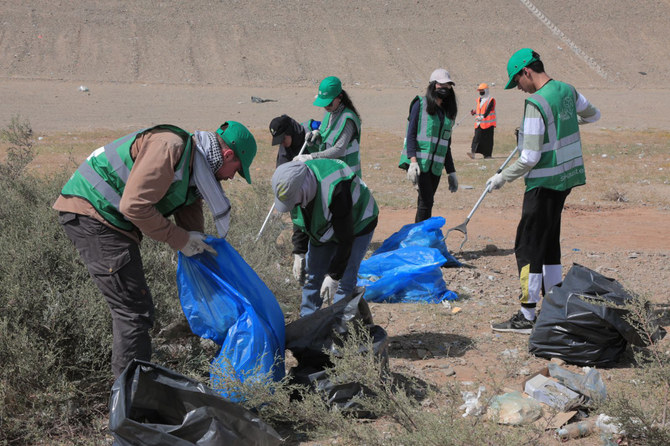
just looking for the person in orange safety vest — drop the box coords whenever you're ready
[468,83,496,159]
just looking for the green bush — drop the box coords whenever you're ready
[0,119,300,443]
[0,120,113,442]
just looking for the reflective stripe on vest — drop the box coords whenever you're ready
[475,97,496,129]
[60,125,195,231]
[292,159,378,245]
[523,81,585,191]
[399,96,452,176]
[316,108,362,176]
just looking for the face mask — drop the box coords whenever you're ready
[435,88,450,99]
[479,91,486,96]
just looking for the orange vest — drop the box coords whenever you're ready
[475,97,496,129]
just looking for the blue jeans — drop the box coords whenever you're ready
[300,231,374,317]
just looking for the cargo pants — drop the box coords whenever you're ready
[59,212,154,378]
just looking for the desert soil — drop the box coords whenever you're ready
[2,1,669,444]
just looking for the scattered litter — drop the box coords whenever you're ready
[517,367,531,376]
[524,373,582,411]
[500,348,518,359]
[601,154,608,158]
[487,391,542,425]
[461,185,474,189]
[556,420,594,441]
[595,414,626,437]
[487,275,495,281]
[478,165,488,170]
[373,163,381,170]
[459,385,486,417]
[628,252,639,258]
[37,136,43,140]
[451,307,461,314]
[78,85,89,92]
[251,96,278,103]
[548,363,607,406]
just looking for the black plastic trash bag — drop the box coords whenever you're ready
[109,360,283,446]
[529,263,666,367]
[285,289,389,415]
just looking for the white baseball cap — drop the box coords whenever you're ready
[429,68,455,85]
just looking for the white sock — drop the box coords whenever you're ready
[520,306,536,321]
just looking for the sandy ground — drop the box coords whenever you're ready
[2,1,669,443]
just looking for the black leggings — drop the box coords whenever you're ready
[415,171,442,223]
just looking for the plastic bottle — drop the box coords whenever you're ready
[556,420,594,441]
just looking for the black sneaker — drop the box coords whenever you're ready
[491,310,535,334]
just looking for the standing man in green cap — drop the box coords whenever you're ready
[489,48,600,334]
[53,121,257,377]
[293,76,364,177]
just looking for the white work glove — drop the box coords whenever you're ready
[486,173,506,191]
[292,253,306,285]
[305,130,321,145]
[406,161,420,190]
[180,231,217,257]
[475,116,483,123]
[320,275,339,305]
[448,172,459,193]
[293,154,313,163]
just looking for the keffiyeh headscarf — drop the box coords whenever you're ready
[192,131,231,238]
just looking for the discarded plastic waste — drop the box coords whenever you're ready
[548,363,607,406]
[78,85,89,92]
[251,96,278,103]
[459,385,486,417]
[595,414,626,437]
[524,374,582,411]
[487,391,542,425]
[556,420,594,441]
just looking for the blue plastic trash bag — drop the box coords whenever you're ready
[177,237,285,399]
[358,246,458,303]
[373,216,461,267]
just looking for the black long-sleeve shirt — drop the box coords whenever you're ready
[294,180,377,280]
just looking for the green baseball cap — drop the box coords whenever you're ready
[313,76,343,107]
[216,121,257,184]
[505,48,540,90]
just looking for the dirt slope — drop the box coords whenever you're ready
[1,0,668,89]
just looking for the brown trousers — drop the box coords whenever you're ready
[59,212,154,378]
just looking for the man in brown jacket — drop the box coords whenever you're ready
[53,122,256,377]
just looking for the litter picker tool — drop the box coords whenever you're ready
[443,146,519,251]
[255,140,310,241]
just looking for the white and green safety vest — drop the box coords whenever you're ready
[399,95,453,176]
[60,125,199,231]
[522,80,586,192]
[312,107,362,177]
[291,159,378,246]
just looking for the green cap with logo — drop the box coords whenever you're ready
[505,48,540,90]
[313,76,343,107]
[216,121,257,184]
